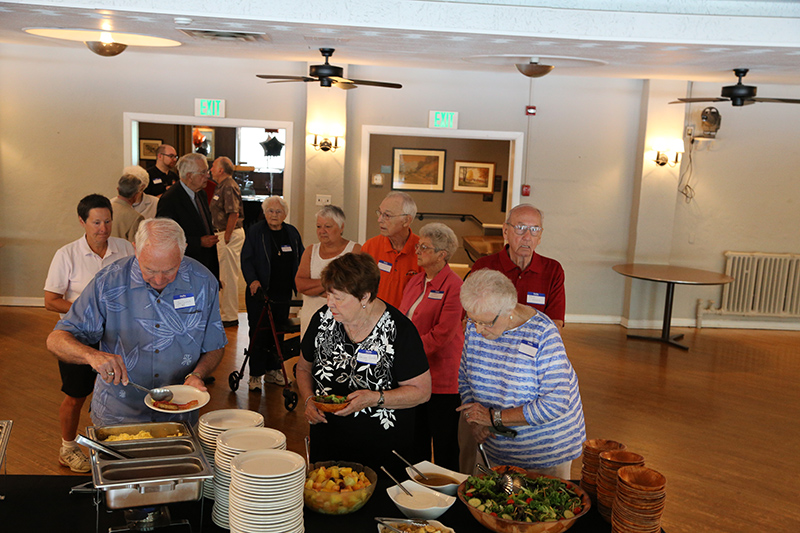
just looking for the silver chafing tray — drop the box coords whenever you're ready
[0,420,12,470]
[86,422,212,509]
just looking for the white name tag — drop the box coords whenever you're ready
[173,293,195,309]
[527,292,546,305]
[212,195,219,201]
[281,245,292,252]
[428,290,444,300]
[153,178,162,184]
[519,340,538,357]
[378,260,393,273]
[356,349,379,365]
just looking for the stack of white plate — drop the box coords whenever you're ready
[212,427,288,529]
[228,449,306,533]
[198,409,264,500]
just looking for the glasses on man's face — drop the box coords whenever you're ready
[266,209,285,216]
[162,153,178,160]
[414,243,437,253]
[466,312,501,329]
[507,223,543,236]
[376,210,409,221]
[192,170,210,177]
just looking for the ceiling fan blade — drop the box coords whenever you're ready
[334,81,357,90]
[751,97,800,104]
[346,78,403,89]
[669,97,729,104]
[267,79,312,84]
[256,74,315,82]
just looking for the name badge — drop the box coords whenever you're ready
[212,195,219,201]
[428,290,444,300]
[173,293,195,309]
[281,245,292,252]
[153,178,162,184]
[527,292,546,305]
[378,260,393,273]
[519,340,539,357]
[356,349,379,365]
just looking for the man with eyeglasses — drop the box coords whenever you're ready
[470,204,565,328]
[361,191,423,308]
[145,144,179,197]
[156,153,220,283]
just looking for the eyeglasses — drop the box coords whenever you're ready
[414,243,437,253]
[376,210,409,220]
[191,170,210,177]
[466,312,501,329]
[507,223,543,236]
[162,153,178,160]
[266,209,285,215]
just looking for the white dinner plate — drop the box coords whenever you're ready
[200,409,264,430]
[144,384,210,413]
[231,449,306,478]
[217,427,286,452]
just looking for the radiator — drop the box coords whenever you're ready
[697,252,800,325]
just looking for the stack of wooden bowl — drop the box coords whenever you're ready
[612,466,667,533]
[596,450,645,522]
[581,439,626,501]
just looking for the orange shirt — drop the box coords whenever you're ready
[361,232,422,308]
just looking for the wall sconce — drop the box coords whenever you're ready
[311,134,340,153]
[651,138,685,167]
[654,151,682,167]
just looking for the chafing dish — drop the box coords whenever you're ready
[0,420,12,470]
[86,422,212,509]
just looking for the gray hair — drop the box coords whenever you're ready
[461,269,517,317]
[262,195,288,215]
[215,156,234,176]
[505,204,544,226]
[118,174,142,199]
[177,153,207,180]
[134,218,187,258]
[385,191,417,220]
[123,165,149,190]
[419,223,458,262]
[316,205,346,229]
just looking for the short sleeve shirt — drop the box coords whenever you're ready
[209,177,244,232]
[54,255,227,426]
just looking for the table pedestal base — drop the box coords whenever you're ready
[626,332,688,350]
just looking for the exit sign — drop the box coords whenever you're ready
[195,98,226,118]
[428,110,458,129]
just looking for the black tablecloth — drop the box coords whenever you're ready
[0,474,655,532]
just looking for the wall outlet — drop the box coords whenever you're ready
[315,194,331,207]
[686,126,694,138]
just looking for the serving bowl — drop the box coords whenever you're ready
[405,460,469,496]
[304,461,377,515]
[457,469,591,533]
[376,518,455,533]
[311,396,351,413]
[387,480,456,520]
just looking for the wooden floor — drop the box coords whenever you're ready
[1,305,798,533]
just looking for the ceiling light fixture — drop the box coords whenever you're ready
[24,28,181,57]
[515,57,555,78]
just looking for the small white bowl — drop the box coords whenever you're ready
[405,461,469,496]
[386,480,456,520]
[376,519,454,533]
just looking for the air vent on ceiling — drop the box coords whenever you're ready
[178,28,270,43]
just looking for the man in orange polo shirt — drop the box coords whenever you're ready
[361,192,422,308]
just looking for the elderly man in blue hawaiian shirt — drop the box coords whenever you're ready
[47,218,227,426]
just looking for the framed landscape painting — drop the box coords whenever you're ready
[453,161,495,194]
[139,139,161,160]
[392,148,446,191]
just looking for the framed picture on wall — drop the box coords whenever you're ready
[193,127,215,161]
[453,161,495,194]
[392,148,446,191]
[139,139,162,160]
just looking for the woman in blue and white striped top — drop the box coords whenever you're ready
[457,270,586,479]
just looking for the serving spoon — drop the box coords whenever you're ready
[127,380,173,402]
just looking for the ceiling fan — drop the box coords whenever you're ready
[256,48,402,90]
[670,68,800,107]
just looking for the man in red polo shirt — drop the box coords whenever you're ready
[361,192,422,308]
[471,204,565,328]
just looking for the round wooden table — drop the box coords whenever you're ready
[613,263,734,350]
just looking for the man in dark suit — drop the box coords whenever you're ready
[156,153,220,280]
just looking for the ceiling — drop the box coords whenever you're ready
[2,0,800,85]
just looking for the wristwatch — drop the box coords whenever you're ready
[491,408,503,430]
[376,390,385,408]
[184,371,203,382]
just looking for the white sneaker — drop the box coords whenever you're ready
[59,446,91,473]
[248,375,263,392]
[264,369,286,386]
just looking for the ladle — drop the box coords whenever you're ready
[391,449,428,480]
[381,466,413,497]
[128,380,173,402]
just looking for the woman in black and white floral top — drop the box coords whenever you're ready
[298,252,431,478]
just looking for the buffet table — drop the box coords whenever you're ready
[0,474,663,532]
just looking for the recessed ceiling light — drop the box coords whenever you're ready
[24,28,181,48]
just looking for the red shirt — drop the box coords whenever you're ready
[361,232,422,309]
[471,245,565,323]
[398,264,464,394]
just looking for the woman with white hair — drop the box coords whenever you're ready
[241,196,304,391]
[295,205,361,337]
[457,269,585,479]
[398,222,464,471]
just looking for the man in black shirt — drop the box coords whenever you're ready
[145,144,178,197]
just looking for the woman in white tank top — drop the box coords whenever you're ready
[295,206,361,336]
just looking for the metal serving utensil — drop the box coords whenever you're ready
[391,449,428,480]
[75,434,132,460]
[127,380,174,402]
[381,466,413,497]
[375,517,431,532]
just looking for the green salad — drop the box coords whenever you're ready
[464,469,583,523]
[314,394,349,404]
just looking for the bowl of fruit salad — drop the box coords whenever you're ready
[304,461,377,514]
[311,394,351,413]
